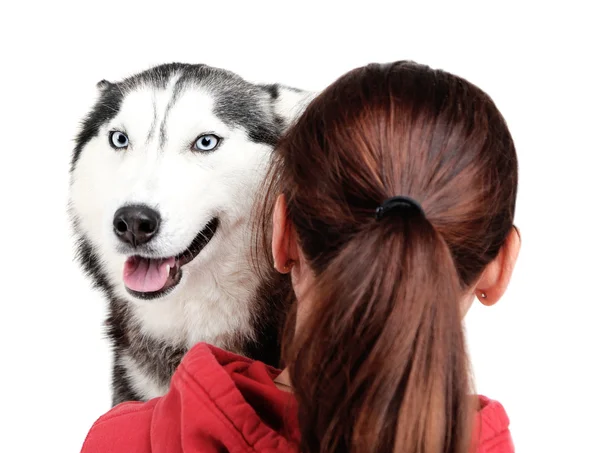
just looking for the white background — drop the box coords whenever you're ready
[0,1,598,452]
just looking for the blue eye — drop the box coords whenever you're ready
[193,134,221,152]
[110,131,129,149]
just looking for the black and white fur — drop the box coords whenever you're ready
[68,63,314,405]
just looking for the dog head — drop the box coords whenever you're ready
[69,63,313,303]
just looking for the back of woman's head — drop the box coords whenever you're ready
[258,61,518,453]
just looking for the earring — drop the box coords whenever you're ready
[480,291,487,299]
[275,260,294,273]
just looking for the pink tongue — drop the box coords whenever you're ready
[123,256,176,293]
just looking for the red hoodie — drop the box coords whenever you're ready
[80,343,514,453]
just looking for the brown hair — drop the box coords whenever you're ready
[254,61,518,453]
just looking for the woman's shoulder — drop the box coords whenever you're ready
[81,343,513,453]
[80,342,298,453]
[473,395,514,453]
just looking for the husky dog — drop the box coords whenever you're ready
[68,63,314,405]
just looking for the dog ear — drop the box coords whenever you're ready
[96,79,114,92]
[260,84,317,129]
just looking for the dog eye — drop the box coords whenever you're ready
[193,134,220,152]
[110,131,129,149]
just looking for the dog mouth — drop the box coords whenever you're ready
[123,218,219,300]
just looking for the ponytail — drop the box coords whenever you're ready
[285,212,473,453]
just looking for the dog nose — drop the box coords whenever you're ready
[113,205,161,247]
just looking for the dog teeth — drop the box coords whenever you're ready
[166,265,171,274]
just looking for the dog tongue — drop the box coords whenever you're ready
[123,256,176,293]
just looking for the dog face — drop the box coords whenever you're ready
[69,63,313,304]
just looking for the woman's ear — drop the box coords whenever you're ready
[272,194,298,274]
[475,227,521,306]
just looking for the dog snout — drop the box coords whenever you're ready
[113,205,161,247]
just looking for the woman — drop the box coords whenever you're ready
[80,61,520,453]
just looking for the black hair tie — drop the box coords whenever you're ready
[375,196,425,220]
